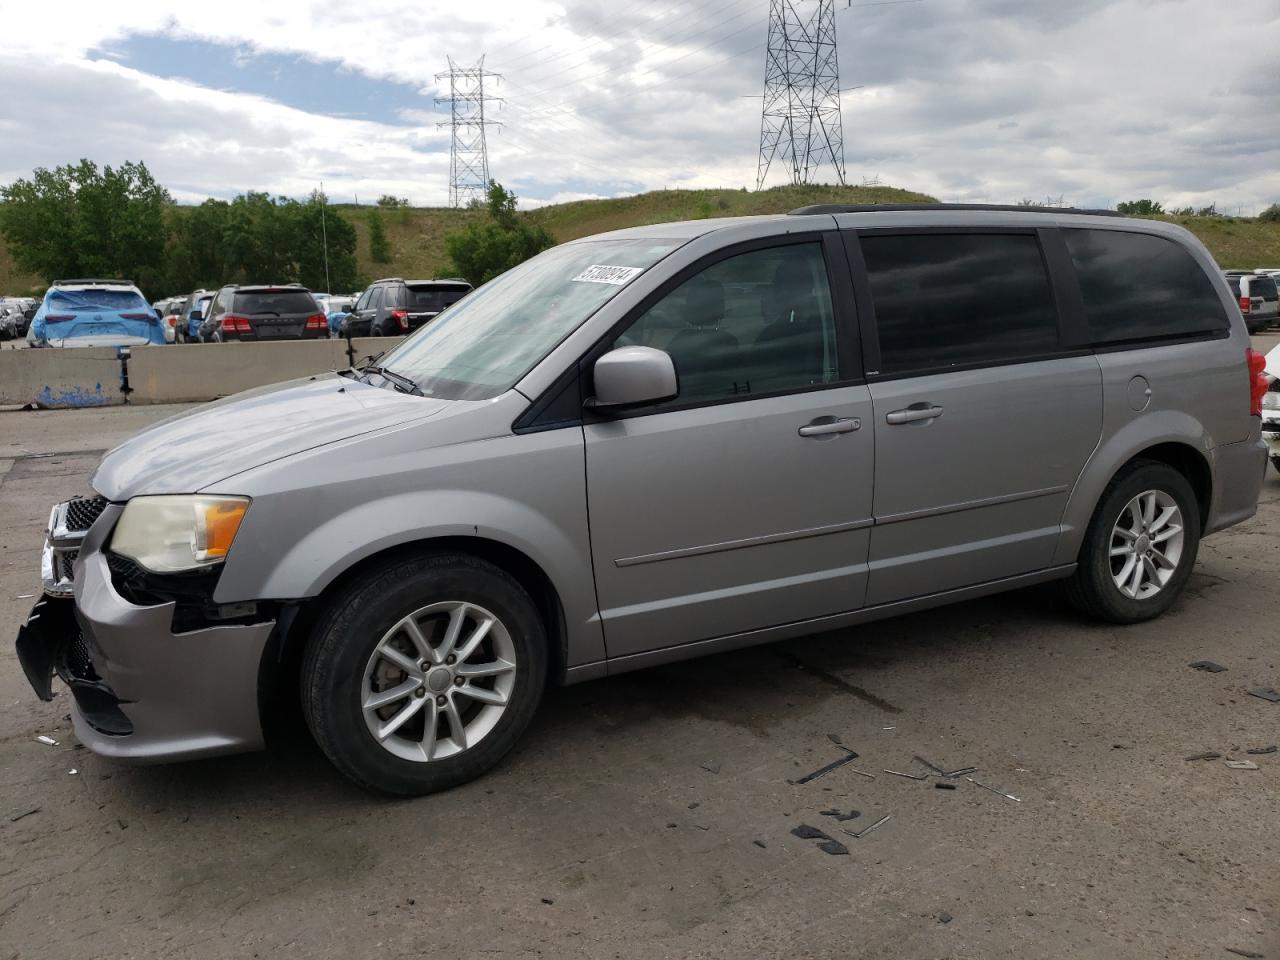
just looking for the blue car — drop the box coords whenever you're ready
[29,280,165,347]
[327,309,350,337]
[181,290,216,343]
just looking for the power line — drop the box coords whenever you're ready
[435,56,502,207]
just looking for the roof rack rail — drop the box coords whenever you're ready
[788,202,1123,217]
[52,278,135,286]
[372,277,404,284]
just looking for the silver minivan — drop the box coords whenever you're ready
[16,205,1270,795]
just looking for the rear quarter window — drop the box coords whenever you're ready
[1063,229,1230,345]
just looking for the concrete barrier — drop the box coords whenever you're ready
[0,337,404,408]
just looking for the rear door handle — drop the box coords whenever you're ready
[798,416,860,438]
[885,404,944,425]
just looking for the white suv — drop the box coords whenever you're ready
[1225,271,1280,334]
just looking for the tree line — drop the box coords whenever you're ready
[0,160,557,298]
[0,160,359,297]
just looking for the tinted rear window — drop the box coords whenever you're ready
[407,284,469,311]
[861,233,1060,376]
[232,290,317,314]
[1250,275,1279,301]
[1064,229,1229,344]
[47,290,149,313]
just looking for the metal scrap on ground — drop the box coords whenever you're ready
[1247,687,1280,703]
[788,747,860,785]
[1188,660,1228,672]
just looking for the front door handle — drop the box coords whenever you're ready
[885,403,944,425]
[798,416,860,438]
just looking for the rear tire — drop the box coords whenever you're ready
[1065,460,1200,624]
[301,552,548,796]
[1271,456,1280,476]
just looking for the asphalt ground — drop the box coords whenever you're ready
[1,335,1278,960]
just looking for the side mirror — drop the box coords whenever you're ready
[189,310,202,322]
[154,308,164,320]
[590,346,678,410]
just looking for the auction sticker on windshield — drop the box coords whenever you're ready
[571,264,645,285]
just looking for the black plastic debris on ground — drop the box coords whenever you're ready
[937,911,953,924]
[1248,688,1280,703]
[1188,660,1227,673]
[1185,752,1222,761]
[1224,949,1263,959]
[790,824,849,856]
[1246,745,1278,755]
[819,807,861,822]
[788,747,859,785]
[752,839,767,849]
[700,761,721,774]
[936,782,957,790]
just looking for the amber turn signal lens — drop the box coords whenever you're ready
[196,499,249,562]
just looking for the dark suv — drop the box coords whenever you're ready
[199,284,326,342]
[342,278,472,337]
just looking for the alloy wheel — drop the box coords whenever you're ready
[361,601,517,763]
[1109,489,1185,600]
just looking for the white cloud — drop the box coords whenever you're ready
[0,0,1277,212]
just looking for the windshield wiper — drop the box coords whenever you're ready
[364,365,424,397]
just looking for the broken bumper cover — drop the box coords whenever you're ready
[16,548,276,763]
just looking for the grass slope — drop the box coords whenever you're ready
[3,185,1278,294]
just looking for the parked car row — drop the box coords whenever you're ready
[0,296,38,341]
[20,279,471,347]
[1225,269,1280,334]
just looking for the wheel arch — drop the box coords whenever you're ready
[257,534,574,748]
[1054,414,1214,566]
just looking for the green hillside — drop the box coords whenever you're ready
[3,183,1279,296]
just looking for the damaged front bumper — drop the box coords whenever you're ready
[15,501,277,762]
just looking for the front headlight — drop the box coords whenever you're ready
[1262,389,1280,410]
[110,496,250,574]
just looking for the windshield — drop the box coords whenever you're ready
[377,239,679,400]
[48,289,149,313]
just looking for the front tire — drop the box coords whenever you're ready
[1066,460,1200,624]
[301,552,548,796]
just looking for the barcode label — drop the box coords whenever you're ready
[571,264,644,285]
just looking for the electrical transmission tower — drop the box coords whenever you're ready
[435,57,502,208]
[756,0,847,190]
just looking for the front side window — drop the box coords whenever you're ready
[612,242,840,406]
[1064,229,1230,345]
[861,233,1060,376]
[378,238,679,400]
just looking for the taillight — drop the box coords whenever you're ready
[390,308,408,331]
[1247,348,1268,416]
[1239,295,1252,313]
[121,311,156,321]
[221,314,250,333]
[44,314,73,322]
[305,313,326,330]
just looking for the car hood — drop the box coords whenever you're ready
[93,373,452,500]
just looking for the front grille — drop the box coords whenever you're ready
[64,630,100,683]
[57,549,79,583]
[64,496,108,532]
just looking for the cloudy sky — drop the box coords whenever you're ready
[1,0,1277,211]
